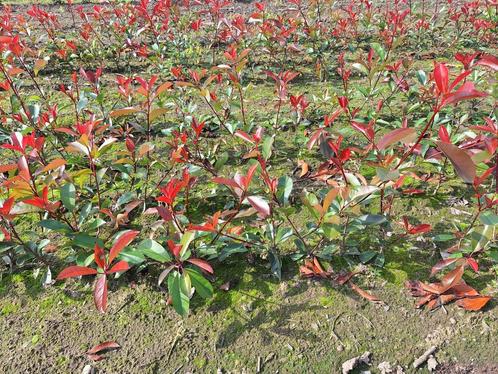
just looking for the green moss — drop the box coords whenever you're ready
[319,296,334,307]
[129,291,163,314]
[1,301,20,316]
[193,357,207,369]
[55,355,69,368]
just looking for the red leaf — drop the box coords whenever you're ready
[109,230,139,264]
[187,258,214,274]
[23,196,45,210]
[234,130,254,144]
[156,206,173,222]
[87,341,121,355]
[433,63,449,94]
[456,296,492,311]
[247,196,270,218]
[476,54,498,71]
[307,128,325,150]
[107,260,130,274]
[244,163,258,190]
[94,275,108,313]
[377,128,416,150]
[94,244,105,270]
[57,266,97,280]
[438,125,450,143]
[436,141,476,183]
[408,224,432,235]
[212,177,240,190]
[466,258,479,273]
[442,82,487,107]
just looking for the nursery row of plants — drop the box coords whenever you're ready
[0,0,497,318]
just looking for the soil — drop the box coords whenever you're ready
[1,256,497,373]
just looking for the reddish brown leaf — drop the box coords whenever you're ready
[41,158,66,173]
[87,341,121,355]
[456,296,492,311]
[94,244,106,270]
[430,258,460,277]
[350,282,381,303]
[377,128,416,150]
[187,258,214,274]
[440,265,464,292]
[436,141,476,183]
[451,282,479,298]
[416,294,435,308]
[0,164,18,173]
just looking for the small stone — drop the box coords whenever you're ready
[342,351,371,374]
[427,356,438,372]
[242,302,254,312]
[81,365,94,374]
[450,318,456,325]
[378,361,393,373]
[336,345,344,352]
[264,352,275,364]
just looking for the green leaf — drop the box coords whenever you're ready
[376,167,400,182]
[359,251,377,264]
[118,248,145,265]
[433,234,454,242]
[87,218,106,231]
[40,219,71,233]
[117,192,136,207]
[480,212,498,226]
[275,227,293,244]
[219,244,248,261]
[168,271,190,317]
[269,249,282,280]
[137,239,172,262]
[214,152,229,170]
[371,42,386,60]
[416,70,427,85]
[262,135,274,160]
[72,233,102,249]
[78,203,92,225]
[180,231,195,259]
[277,176,293,205]
[356,214,387,225]
[60,183,76,212]
[185,268,213,299]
